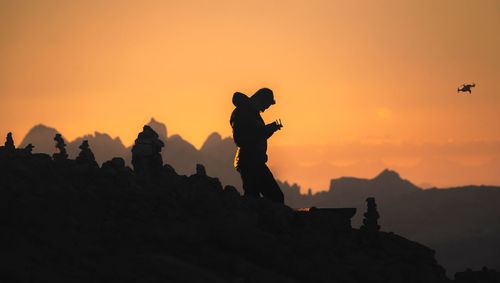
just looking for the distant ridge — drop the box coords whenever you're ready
[12,121,500,274]
[280,170,500,275]
[18,119,241,189]
[0,145,451,282]
[328,168,420,199]
[371,168,421,192]
[20,124,128,164]
[374,168,401,181]
[68,132,128,164]
[20,124,60,154]
[201,132,223,152]
[147,117,167,142]
[200,132,236,163]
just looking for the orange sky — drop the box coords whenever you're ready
[1,0,499,191]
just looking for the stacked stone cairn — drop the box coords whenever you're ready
[76,140,98,169]
[0,132,16,157]
[131,125,164,176]
[0,133,35,157]
[52,134,68,161]
[196,163,207,176]
[361,197,380,235]
[5,132,15,151]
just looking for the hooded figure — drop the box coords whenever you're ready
[230,88,284,203]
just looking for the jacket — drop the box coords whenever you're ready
[230,92,274,168]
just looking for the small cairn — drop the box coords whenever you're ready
[76,140,98,169]
[131,125,164,176]
[360,197,380,234]
[4,132,15,151]
[0,132,16,156]
[196,163,207,176]
[52,134,68,161]
[0,133,33,157]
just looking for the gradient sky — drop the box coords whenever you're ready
[1,0,499,191]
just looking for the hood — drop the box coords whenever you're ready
[232,92,250,107]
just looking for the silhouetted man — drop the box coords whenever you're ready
[230,88,284,203]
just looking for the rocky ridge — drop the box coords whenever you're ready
[0,130,451,283]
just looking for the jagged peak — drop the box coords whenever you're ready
[78,132,111,140]
[20,124,61,148]
[373,168,401,181]
[146,117,167,140]
[93,131,111,138]
[200,132,236,153]
[168,134,191,144]
[200,132,222,151]
[206,132,222,141]
[371,169,421,191]
[202,131,222,145]
[76,132,123,144]
[27,123,59,133]
[168,134,183,140]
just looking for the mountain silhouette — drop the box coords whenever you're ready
[142,119,240,188]
[20,124,128,164]
[18,119,242,189]
[163,134,203,173]
[19,124,60,154]
[16,120,500,275]
[68,132,128,164]
[298,169,421,210]
[200,132,235,161]
[0,128,456,283]
[147,117,168,142]
[370,169,421,193]
[281,170,500,275]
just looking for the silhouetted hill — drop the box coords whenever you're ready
[20,125,128,164]
[372,169,420,191]
[68,132,129,164]
[280,171,500,275]
[20,124,60,154]
[18,119,241,189]
[384,185,500,276]
[163,134,203,173]
[145,120,241,189]
[16,122,500,275]
[199,132,241,188]
[321,169,420,205]
[200,132,235,161]
[0,136,451,283]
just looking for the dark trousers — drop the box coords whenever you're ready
[237,163,284,204]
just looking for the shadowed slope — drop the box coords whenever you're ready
[0,148,449,283]
[280,171,500,275]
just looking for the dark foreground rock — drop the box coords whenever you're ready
[0,151,449,282]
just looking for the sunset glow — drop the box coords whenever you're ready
[1,0,499,191]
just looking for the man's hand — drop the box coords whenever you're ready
[266,120,283,133]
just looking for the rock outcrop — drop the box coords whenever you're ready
[52,133,68,161]
[75,140,98,169]
[0,129,452,283]
[360,197,381,234]
[131,125,164,176]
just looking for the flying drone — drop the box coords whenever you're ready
[457,83,475,94]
